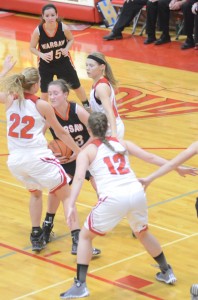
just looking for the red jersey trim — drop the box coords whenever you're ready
[91,137,119,147]
[93,77,110,89]
[24,93,39,103]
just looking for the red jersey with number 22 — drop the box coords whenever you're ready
[7,94,47,154]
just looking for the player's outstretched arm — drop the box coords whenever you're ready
[139,142,198,189]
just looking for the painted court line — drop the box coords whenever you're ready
[0,242,163,300]
[2,232,198,299]
[148,223,188,237]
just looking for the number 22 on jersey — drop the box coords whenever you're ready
[8,113,35,139]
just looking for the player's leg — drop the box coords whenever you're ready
[57,59,89,107]
[60,226,96,299]
[29,190,46,251]
[42,192,60,243]
[129,190,176,284]
[39,66,54,101]
[136,229,176,284]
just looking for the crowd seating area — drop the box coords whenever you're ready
[0,0,102,23]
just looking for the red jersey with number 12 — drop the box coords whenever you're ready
[89,137,138,195]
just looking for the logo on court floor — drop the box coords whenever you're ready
[117,87,198,120]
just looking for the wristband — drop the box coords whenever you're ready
[82,100,90,109]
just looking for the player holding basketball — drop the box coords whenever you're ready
[30,3,90,111]
[86,52,124,138]
[0,67,82,252]
[59,112,196,299]
[42,79,100,255]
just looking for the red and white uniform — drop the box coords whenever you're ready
[89,78,124,139]
[84,137,148,235]
[6,94,70,192]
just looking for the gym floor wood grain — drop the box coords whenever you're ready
[0,12,198,300]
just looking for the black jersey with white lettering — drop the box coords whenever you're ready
[38,21,67,67]
[49,102,90,182]
[49,102,90,148]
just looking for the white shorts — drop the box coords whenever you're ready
[106,117,125,139]
[84,183,148,235]
[7,148,71,192]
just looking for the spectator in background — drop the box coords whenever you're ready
[103,0,147,40]
[144,0,186,46]
[192,1,198,49]
[180,0,196,49]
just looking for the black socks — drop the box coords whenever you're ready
[153,252,169,272]
[77,264,89,283]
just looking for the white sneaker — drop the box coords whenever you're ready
[190,284,198,300]
[156,265,177,285]
[60,278,90,299]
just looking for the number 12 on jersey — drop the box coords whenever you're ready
[103,153,130,175]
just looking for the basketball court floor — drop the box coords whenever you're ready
[0,11,198,300]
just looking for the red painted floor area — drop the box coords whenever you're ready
[116,274,153,289]
[0,14,197,72]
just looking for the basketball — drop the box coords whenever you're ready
[48,139,72,159]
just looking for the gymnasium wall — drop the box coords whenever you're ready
[0,0,102,23]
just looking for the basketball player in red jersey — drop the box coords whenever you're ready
[30,4,90,111]
[0,67,82,252]
[59,112,196,298]
[86,52,124,139]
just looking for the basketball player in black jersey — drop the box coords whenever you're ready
[30,4,90,111]
[42,79,100,256]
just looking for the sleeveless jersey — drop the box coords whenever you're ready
[7,93,47,153]
[89,78,119,117]
[38,21,68,67]
[89,78,124,137]
[49,102,90,148]
[89,137,138,195]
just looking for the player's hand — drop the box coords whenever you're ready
[40,51,53,63]
[61,48,69,57]
[195,198,198,218]
[169,0,180,10]
[138,177,151,190]
[66,152,77,163]
[3,55,17,73]
[176,166,198,177]
[192,2,198,14]
[67,205,76,228]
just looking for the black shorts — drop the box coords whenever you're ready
[39,57,81,93]
[62,161,91,185]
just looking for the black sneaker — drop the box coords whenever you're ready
[190,284,198,299]
[103,32,123,41]
[42,221,54,243]
[30,232,45,252]
[181,38,195,50]
[155,35,171,45]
